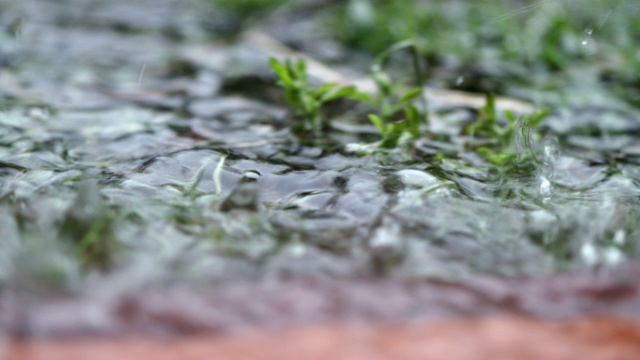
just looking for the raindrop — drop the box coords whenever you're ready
[602,247,624,265]
[455,76,464,86]
[580,243,598,265]
[137,64,147,85]
[27,107,50,122]
[581,27,593,46]
[539,175,552,202]
[613,229,626,245]
[241,170,261,182]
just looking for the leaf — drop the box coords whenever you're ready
[466,93,499,138]
[269,57,292,86]
[299,93,316,118]
[312,83,338,98]
[345,91,374,104]
[368,114,385,133]
[524,107,549,128]
[294,59,307,78]
[372,39,415,67]
[477,147,516,167]
[404,104,420,138]
[319,85,359,103]
[504,110,516,123]
[371,68,393,96]
[399,87,423,104]
[478,93,497,128]
[380,122,405,149]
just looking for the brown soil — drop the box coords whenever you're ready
[6,316,640,360]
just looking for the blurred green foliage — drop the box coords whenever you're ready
[211,0,288,15]
[328,0,640,102]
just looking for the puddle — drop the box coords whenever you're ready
[2,0,640,345]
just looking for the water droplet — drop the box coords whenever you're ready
[613,229,626,245]
[602,247,624,265]
[581,28,593,46]
[27,107,50,122]
[580,243,598,265]
[288,243,306,257]
[539,175,552,202]
[543,143,558,163]
[456,76,464,86]
[241,170,261,182]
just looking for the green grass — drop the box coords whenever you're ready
[327,0,640,104]
[366,39,428,149]
[269,57,366,137]
[270,54,431,148]
[466,94,548,169]
[270,55,550,182]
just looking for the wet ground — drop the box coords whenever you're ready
[2,0,640,358]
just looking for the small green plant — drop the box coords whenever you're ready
[270,41,429,149]
[367,67,423,149]
[466,93,548,170]
[352,29,428,148]
[269,57,364,138]
[270,55,427,148]
[364,38,428,149]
